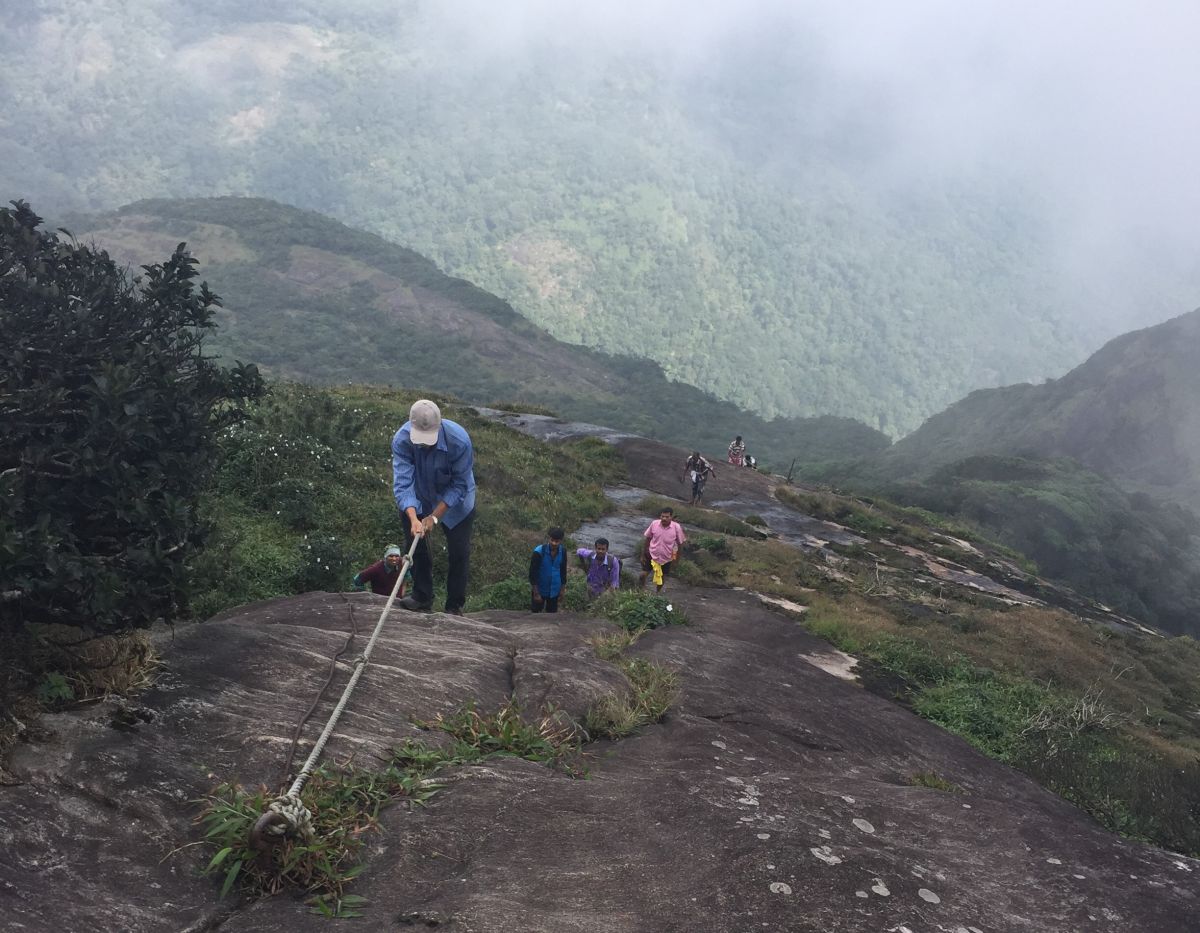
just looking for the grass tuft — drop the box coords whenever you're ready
[908,771,964,793]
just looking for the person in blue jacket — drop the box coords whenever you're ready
[392,399,477,615]
[529,527,568,613]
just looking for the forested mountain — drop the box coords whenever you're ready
[878,308,1200,513]
[821,309,1200,634]
[5,1,1196,434]
[68,196,887,466]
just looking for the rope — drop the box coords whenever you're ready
[251,534,422,847]
[280,594,359,785]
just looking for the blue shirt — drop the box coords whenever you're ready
[391,418,476,529]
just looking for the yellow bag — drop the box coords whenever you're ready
[650,560,664,587]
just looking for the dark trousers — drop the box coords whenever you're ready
[403,508,475,612]
[531,594,560,613]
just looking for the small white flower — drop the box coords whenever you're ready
[666,604,674,612]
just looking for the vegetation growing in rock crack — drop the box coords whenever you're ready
[198,703,586,915]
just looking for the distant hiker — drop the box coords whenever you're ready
[529,527,569,613]
[577,537,620,597]
[727,435,746,467]
[640,507,686,593]
[682,451,716,506]
[392,399,476,616]
[352,544,409,596]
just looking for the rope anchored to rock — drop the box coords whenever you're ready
[249,533,422,854]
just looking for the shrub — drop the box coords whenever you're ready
[1,201,262,635]
[596,589,685,631]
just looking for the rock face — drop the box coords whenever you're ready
[2,587,1198,932]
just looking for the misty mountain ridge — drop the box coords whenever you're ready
[67,196,887,467]
[882,307,1200,514]
[825,309,1200,635]
[5,1,1199,435]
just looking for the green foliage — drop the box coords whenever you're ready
[34,672,74,707]
[469,572,590,613]
[62,197,891,468]
[800,599,1200,854]
[1013,732,1200,855]
[585,657,680,740]
[198,703,583,912]
[190,385,623,619]
[0,201,263,635]
[197,755,439,914]
[584,620,680,739]
[849,455,1200,635]
[419,700,580,772]
[595,589,685,632]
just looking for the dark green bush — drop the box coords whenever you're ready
[0,201,262,634]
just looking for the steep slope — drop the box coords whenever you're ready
[8,592,1198,932]
[67,197,888,467]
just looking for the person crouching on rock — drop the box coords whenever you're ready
[577,536,620,597]
[529,527,568,613]
[352,544,410,596]
[392,399,477,616]
[640,507,686,593]
[727,435,746,467]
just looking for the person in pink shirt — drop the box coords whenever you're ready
[640,507,686,592]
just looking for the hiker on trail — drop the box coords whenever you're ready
[529,527,568,613]
[392,399,476,616]
[682,451,716,506]
[577,537,620,597]
[352,544,410,596]
[727,436,746,467]
[640,507,686,593]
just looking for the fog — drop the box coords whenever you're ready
[417,0,1200,337]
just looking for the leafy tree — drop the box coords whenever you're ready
[0,201,262,635]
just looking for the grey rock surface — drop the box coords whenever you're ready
[2,588,1197,932]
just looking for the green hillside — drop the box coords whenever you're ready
[814,311,1200,635]
[69,197,888,467]
[877,308,1200,512]
[5,1,1186,433]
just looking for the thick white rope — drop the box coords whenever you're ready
[261,533,422,841]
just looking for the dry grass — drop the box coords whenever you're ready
[1,626,159,771]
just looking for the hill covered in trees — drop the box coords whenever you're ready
[69,197,888,468]
[6,1,1195,433]
[816,310,1200,635]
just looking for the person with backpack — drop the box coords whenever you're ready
[727,435,746,467]
[529,527,569,613]
[576,537,621,597]
[682,451,716,505]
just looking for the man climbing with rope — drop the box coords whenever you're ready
[391,399,477,616]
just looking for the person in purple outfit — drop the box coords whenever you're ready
[576,537,620,598]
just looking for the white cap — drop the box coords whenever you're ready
[408,399,442,445]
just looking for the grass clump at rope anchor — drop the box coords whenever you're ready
[196,701,582,916]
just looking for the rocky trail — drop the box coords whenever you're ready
[1,414,1196,932]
